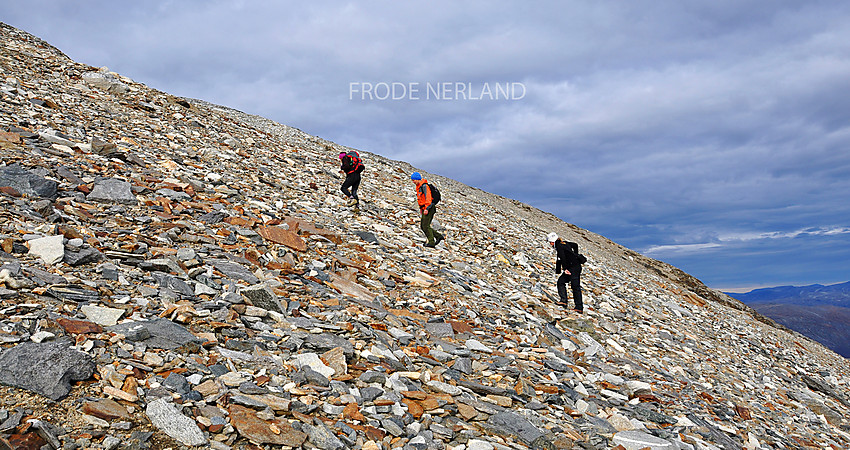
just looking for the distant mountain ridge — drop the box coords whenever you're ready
[729,280,850,305]
[729,281,850,357]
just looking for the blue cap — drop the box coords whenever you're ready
[410,172,422,180]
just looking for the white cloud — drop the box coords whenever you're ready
[645,226,850,257]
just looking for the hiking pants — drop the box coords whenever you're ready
[341,172,361,200]
[557,268,583,311]
[420,205,444,245]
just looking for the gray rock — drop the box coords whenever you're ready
[0,339,95,400]
[80,304,125,326]
[145,398,207,447]
[163,372,191,394]
[360,386,384,402]
[176,247,197,261]
[230,394,268,409]
[629,406,677,425]
[27,235,64,265]
[107,318,200,350]
[102,436,121,450]
[46,285,99,302]
[211,260,259,284]
[543,357,570,373]
[381,417,405,437]
[241,283,284,313]
[238,381,268,395]
[63,247,104,266]
[155,273,194,297]
[87,178,137,205]
[425,322,454,338]
[56,166,83,185]
[0,164,58,198]
[354,230,379,244]
[453,357,473,374]
[359,370,387,384]
[306,421,346,450]
[486,412,546,446]
[155,188,190,201]
[304,333,354,357]
[81,71,130,94]
[612,431,676,450]
[24,266,67,285]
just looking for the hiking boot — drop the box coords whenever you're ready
[435,235,444,246]
[424,243,436,248]
[346,198,357,206]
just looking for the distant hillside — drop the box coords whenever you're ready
[746,303,850,357]
[729,281,850,358]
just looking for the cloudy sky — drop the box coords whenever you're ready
[3,1,849,292]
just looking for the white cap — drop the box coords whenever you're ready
[547,232,558,243]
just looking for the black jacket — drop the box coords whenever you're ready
[555,240,582,273]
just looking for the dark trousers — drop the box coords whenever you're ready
[420,205,444,245]
[341,172,361,200]
[557,269,583,311]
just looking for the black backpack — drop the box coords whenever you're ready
[576,252,588,265]
[427,182,441,204]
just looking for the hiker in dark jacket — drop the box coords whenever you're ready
[548,232,583,312]
[411,172,445,248]
[339,151,364,207]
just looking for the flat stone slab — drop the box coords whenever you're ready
[146,398,207,447]
[107,317,200,350]
[87,178,137,205]
[612,431,676,450]
[487,412,545,445]
[291,352,335,379]
[229,404,307,446]
[81,304,125,326]
[210,260,259,284]
[0,339,95,400]
[27,235,64,266]
[425,322,454,338]
[258,225,307,252]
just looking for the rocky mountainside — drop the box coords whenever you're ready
[743,303,850,359]
[1,22,850,450]
[729,282,850,358]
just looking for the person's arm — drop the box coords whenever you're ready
[556,244,571,274]
[419,184,432,213]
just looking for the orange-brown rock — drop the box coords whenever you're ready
[258,225,307,251]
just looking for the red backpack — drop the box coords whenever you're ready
[345,151,364,174]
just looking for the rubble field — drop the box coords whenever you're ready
[1,22,850,450]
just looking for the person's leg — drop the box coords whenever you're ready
[349,172,361,201]
[420,208,437,245]
[557,272,569,304]
[430,206,444,244]
[570,271,583,311]
[341,174,354,198]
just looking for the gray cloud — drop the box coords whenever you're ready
[2,0,849,291]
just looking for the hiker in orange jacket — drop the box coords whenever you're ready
[411,172,444,248]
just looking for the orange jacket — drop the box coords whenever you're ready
[414,179,433,212]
